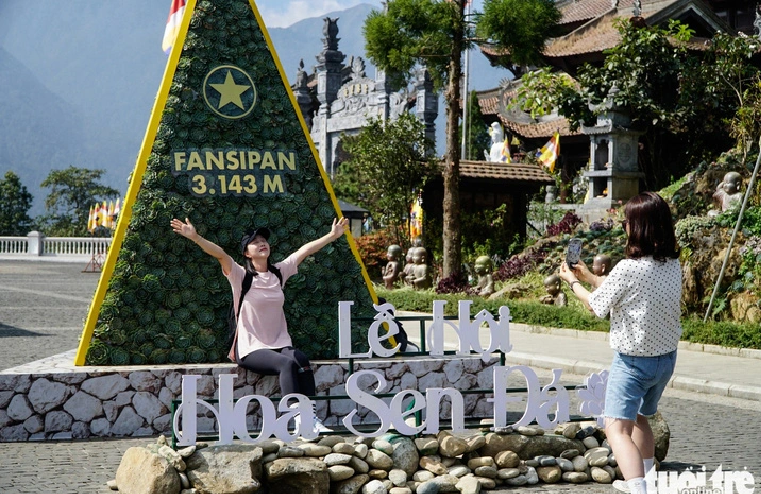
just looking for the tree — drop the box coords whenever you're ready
[334,113,435,243]
[364,0,560,276]
[38,166,119,236]
[0,171,34,236]
[517,20,758,190]
[460,90,491,161]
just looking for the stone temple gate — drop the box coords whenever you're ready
[293,18,439,177]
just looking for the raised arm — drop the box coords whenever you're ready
[293,217,349,266]
[170,218,233,275]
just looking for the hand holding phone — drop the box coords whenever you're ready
[566,238,583,270]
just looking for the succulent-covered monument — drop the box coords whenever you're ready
[75,0,377,366]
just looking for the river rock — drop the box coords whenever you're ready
[390,436,419,476]
[556,458,574,472]
[372,440,394,455]
[265,458,329,494]
[525,466,539,484]
[448,465,470,477]
[300,443,332,456]
[333,443,355,455]
[496,468,520,480]
[439,436,468,457]
[430,474,459,492]
[647,411,671,462]
[329,465,355,482]
[591,466,613,483]
[325,453,354,466]
[415,438,439,456]
[535,455,556,466]
[584,447,610,467]
[559,449,579,459]
[583,436,600,449]
[416,480,440,494]
[505,475,528,486]
[474,466,497,479]
[478,433,528,458]
[419,456,447,475]
[455,476,481,494]
[389,487,412,494]
[115,447,181,494]
[361,479,386,494]
[467,457,495,469]
[464,435,486,453]
[349,456,370,473]
[333,474,370,494]
[537,465,561,483]
[186,445,263,494]
[413,470,435,482]
[366,449,394,470]
[572,455,588,472]
[388,468,407,486]
[493,450,519,468]
[562,471,589,483]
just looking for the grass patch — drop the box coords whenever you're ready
[377,286,761,350]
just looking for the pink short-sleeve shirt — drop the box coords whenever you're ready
[226,253,299,359]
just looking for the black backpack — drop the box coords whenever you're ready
[227,266,283,363]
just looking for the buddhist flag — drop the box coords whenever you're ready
[537,132,560,173]
[162,0,187,55]
[87,206,96,232]
[113,198,121,219]
[500,138,511,163]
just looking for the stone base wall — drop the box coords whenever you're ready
[0,355,498,442]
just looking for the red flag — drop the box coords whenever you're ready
[162,0,187,55]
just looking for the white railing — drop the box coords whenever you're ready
[0,232,111,258]
[0,236,29,254]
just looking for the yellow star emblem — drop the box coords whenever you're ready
[209,70,250,110]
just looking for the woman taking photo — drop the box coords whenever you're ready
[559,191,681,494]
[170,216,349,435]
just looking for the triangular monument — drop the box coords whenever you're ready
[75,0,377,366]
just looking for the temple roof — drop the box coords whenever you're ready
[458,161,555,185]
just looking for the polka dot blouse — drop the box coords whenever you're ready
[588,257,682,357]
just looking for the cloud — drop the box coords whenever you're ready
[257,0,380,28]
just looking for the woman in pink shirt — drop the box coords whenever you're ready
[171,216,348,434]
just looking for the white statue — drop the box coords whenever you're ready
[485,122,506,162]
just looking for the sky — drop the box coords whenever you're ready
[256,0,486,28]
[257,0,383,28]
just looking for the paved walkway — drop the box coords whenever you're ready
[1,261,759,493]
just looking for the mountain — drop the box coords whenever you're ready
[0,1,511,217]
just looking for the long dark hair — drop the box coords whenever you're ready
[624,191,680,261]
[243,258,283,286]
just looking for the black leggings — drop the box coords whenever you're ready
[238,346,316,397]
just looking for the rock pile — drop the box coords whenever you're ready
[110,421,664,494]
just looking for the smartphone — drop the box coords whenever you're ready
[566,238,583,269]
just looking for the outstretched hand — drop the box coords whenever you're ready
[170,218,198,240]
[330,217,349,240]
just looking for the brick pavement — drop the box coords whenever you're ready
[0,261,759,493]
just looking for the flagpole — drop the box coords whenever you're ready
[460,0,471,161]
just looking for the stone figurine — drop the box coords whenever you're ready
[474,256,495,297]
[592,254,612,279]
[539,274,568,307]
[382,244,403,289]
[402,247,416,285]
[709,171,743,217]
[407,246,433,290]
[484,122,506,162]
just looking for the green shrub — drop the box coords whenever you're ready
[379,288,761,349]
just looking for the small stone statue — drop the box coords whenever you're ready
[709,171,743,216]
[539,274,567,307]
[592,254,612,278]
[402,247,416,285]
[484,122,506,162]
[382,244,403,289]
[407,246,433,290]
[474,256,495,297]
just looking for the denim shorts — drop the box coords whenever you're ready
[604,350,677,421]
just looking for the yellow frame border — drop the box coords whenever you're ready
[75,0,381,365]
